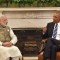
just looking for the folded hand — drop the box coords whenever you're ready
[2,42,13,47]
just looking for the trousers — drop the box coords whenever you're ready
[0,46,22,60]
[43,38,60,60]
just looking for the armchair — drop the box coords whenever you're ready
[38,39,60,60]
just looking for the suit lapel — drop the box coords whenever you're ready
[51,22,55,35]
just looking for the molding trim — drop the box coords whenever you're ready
[0,7,60,11]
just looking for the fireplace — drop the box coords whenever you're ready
[13,28,42,56]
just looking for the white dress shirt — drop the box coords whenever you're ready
[52,22,60,40]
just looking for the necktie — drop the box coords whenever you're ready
[52,23,58,38]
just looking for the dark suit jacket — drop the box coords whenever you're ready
[43,22,55,39]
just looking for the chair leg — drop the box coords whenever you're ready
[19,57,23,60]
[10,57,12,60]
[11,57,22,60]
[10,57,23,60]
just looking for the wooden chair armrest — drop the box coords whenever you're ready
[39,39,47,53]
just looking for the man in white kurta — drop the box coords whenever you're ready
[0,15,22,60]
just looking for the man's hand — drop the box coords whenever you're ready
[42,27,47,33]
[2,42,13,47]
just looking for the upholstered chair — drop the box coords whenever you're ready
[38,39,60,60]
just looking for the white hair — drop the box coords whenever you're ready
[0,15,7,20]
[0,14,4,17]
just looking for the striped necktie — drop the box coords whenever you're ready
[52,23,58,38]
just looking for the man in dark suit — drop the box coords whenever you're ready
[43,11,60,60]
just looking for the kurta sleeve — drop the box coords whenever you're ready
[0,41,3,45]
[10,28,17,45]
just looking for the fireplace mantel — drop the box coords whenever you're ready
[0,7,60,28]
[0,7,60,12]
[0,7,60,16]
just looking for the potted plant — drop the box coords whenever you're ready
[0,0,60,7]
[0,0,8,7]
